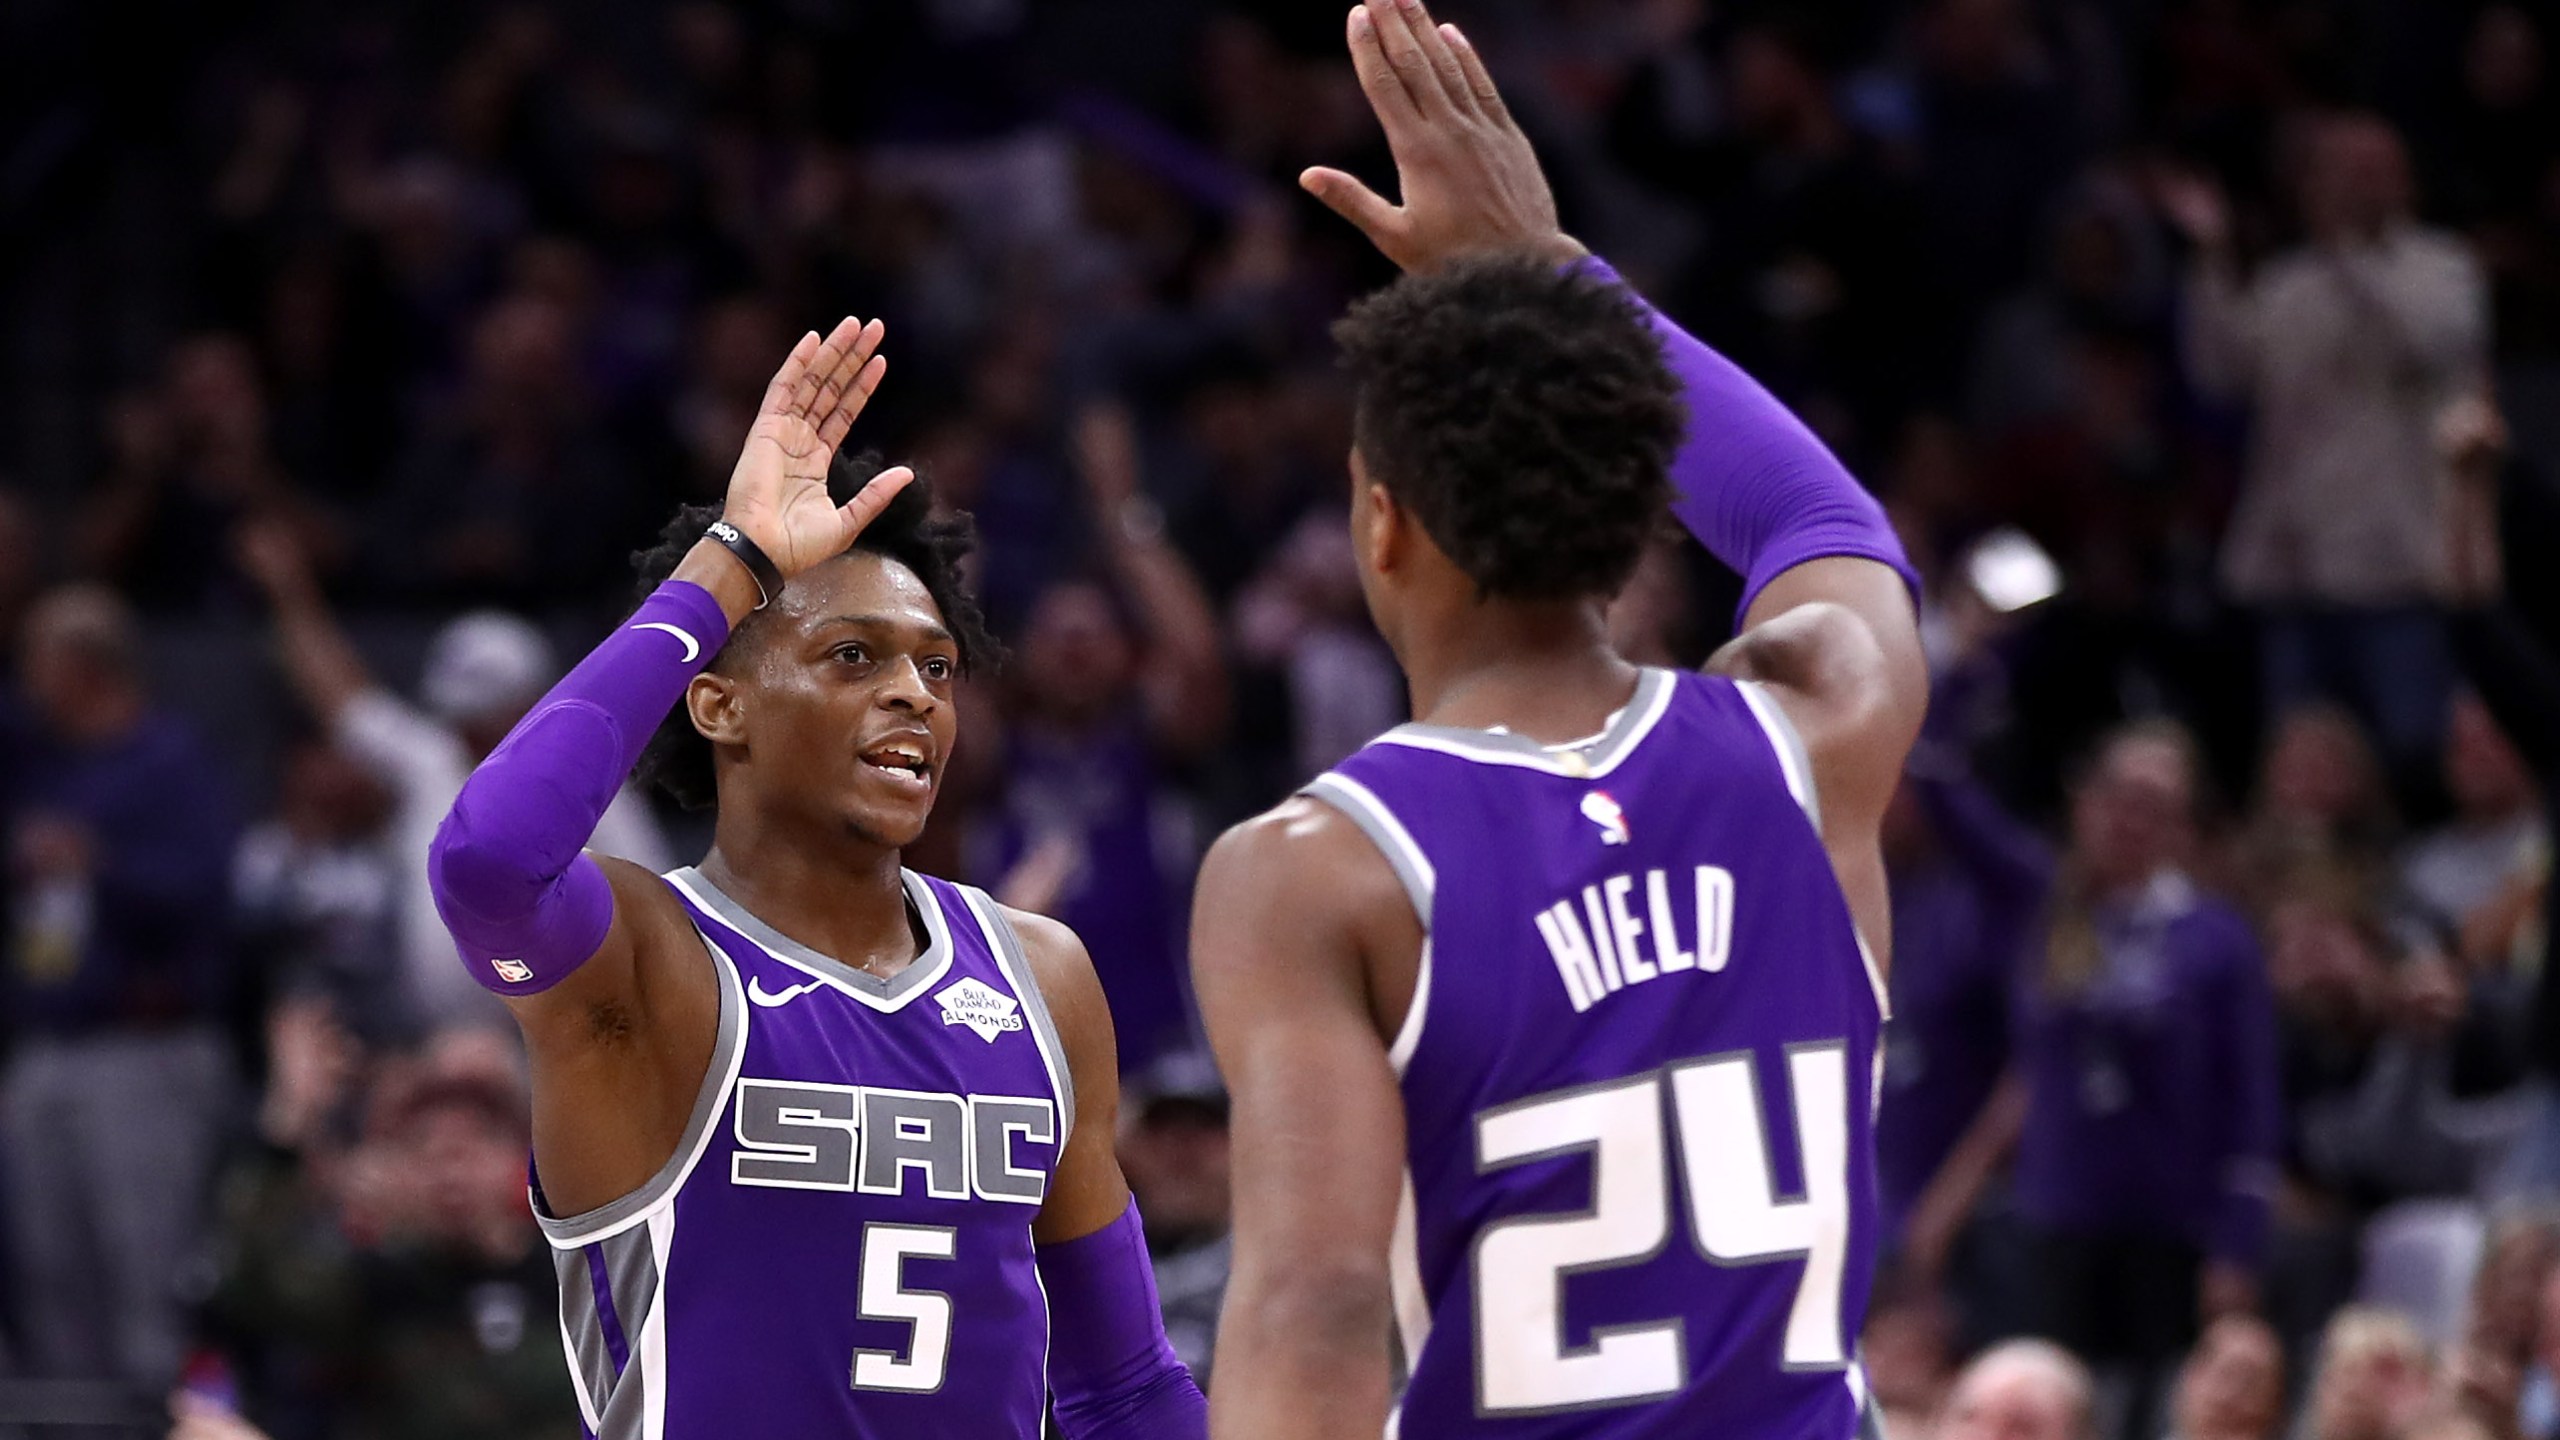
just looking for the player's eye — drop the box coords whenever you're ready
[832,644,869,666]
[921,656,955,682]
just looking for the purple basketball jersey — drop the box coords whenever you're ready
[533,869,1073,1440]
[1303,669,1887,1440]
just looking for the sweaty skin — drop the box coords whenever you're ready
[1190,5,1928,1437]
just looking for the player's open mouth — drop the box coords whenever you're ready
[859,740,933,790]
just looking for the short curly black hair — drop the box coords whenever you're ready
[630,453,997,810]
[1334,252,1684,601]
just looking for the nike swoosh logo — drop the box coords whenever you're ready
[747,975,828,1008]
[632,621,701,664]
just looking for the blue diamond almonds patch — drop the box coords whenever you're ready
[934,976,1025,1042]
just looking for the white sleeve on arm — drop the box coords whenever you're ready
[336,688,469,799]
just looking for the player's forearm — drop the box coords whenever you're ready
[1209,1268,1395,1440]
[1583,258,1916,619]
[429,574,733,994]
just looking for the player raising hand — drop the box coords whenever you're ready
[428,318,1205,1440]
[1192,3,1928,1438]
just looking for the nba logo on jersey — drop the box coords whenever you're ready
[1579,790,1630,845]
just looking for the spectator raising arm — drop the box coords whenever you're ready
[1073,402,1229,761]
[235,517,371,728]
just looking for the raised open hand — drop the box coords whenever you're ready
[722,316,914,579]
[1301,0,1583,273]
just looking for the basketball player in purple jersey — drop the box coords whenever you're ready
[1191,4,1930,1438]
[424,319,1205,1440]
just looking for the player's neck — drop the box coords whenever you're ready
[696,814,920,974]
[1403,601,1640,744]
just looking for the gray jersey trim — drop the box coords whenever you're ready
[956,886,1077,1155]
[1732,679,1822,828]
[1297,772,1437,931]
[536,919,749,1248]
[1371,667,1677,779]
[665,866,954,1012]
[1296,773,1438,1075]
[555,1222,663,1432]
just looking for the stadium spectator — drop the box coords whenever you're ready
[2401,695,2545,942]
[2303,1307,2438,1440]
[1,586,240,1392]
[1907,720,2280,1440]
[2167,112,2489,777]
[970,403,1226,1070]
[230,740,404,1042]
[1939,1338,2096,1440]
[1116,1050,1233,1386]
[234,519,669,1030]
[2165,1314,2286,1440]
[1882,649,2048,1278]
[197,1031,574,1440]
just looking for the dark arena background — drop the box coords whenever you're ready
[4,0,2560,1437]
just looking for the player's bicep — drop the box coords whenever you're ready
[1192,812,1407,1373]
[1013,910,1133,1246]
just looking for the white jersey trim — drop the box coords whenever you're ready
[640,1205,674,1440]
[1389,1170,1432,1365]
[956,885,1078,1153]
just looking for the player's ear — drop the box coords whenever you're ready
[686,670,746,745]
[1351,449,1404,576]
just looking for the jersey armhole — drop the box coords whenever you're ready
[952,885,1078,1154]
[1730,680,1891,1022]
[1296,772,1436,1076]
[533,918,750,1249]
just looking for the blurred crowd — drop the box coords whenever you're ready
[4,0,2560,1436]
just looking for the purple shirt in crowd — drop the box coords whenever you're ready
[5,711,238,1036]
[976,718,1190,1071]
[1877,768,2052,1239]
[2008,871,2283,1263]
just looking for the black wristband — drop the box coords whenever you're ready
[704,519,783,610]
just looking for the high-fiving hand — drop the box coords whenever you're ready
[1300,0,1583,273]
[722,316,914,580]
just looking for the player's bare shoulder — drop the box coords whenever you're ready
[1194,795,1422,1036]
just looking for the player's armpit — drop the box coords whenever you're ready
[1709,556,1929,961]
[1190,800,1415,1440]
[510,857,725,1218]
[1008,908,1135,1246]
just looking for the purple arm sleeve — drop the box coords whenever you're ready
[1036,1199,1208,1440]
[428,581,731,996]
[1581,257,1920,620]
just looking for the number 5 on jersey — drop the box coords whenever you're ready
[852,1223,957,1393]
[1473,1043,1852,1414]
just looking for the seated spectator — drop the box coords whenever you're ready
[1863,1281,1960,1440]
[2227,703,2400,909]
[2166,1314,2286,1440]
[1117,1050,1232,1385]
[2401,695,2545,940]
[1940,1339,2096,1440]
[2305,1307,2438,1440]
[198,1029,573,1440]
